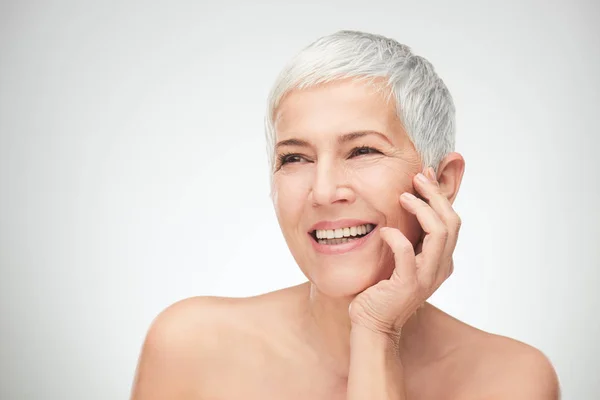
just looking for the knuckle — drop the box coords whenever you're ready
[444,261,454,280]
[436,226,449,241]
[451,214,462,231]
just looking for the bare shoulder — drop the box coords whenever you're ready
[460,332,560,399]
[129,296,243,399]
[411,305,559,399]
[130,287,302,399]
[140,295,248,352]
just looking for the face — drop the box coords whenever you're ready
[272,78,423,298]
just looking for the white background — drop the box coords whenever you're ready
[1,0,599,399]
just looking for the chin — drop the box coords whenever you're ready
[308,258,392,298]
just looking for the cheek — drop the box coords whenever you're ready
[348,160,414,206]
[272,170,313,224]
[347,161,421,240]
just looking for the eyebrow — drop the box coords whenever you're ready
[275,130,392,150]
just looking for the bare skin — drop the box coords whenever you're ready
[131,78,559,399]
[131,284,558,399]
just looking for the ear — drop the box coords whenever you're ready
[435,152,465,205]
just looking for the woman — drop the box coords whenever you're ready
[130,31,559,399]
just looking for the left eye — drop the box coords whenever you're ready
[350,146,381,157]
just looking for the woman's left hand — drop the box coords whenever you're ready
[349,167,462,338]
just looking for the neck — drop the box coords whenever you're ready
[298,281,436,378]
[300,282,354,378]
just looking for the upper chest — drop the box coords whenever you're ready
[199,362,346,400]
[199,347,474,400]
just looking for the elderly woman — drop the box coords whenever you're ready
[130,31,559,399]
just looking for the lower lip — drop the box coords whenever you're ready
[308,227,377,255]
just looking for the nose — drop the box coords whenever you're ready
[309,159,356,207]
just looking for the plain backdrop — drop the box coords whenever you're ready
[1,0,599,399]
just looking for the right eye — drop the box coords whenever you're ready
[278,153,308,166]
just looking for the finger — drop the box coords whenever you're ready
[415,169,460,235]
[379,227,417,286]
[415,168,461,274]
[425,167,461,279]
[399,192,447,288]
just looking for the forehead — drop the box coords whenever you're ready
[274,78,404,142]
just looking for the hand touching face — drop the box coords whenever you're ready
[349,167,462,336]
[271,79,425,297]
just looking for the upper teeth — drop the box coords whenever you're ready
[315,224,375,239]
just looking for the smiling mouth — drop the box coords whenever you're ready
[310,223,376,245]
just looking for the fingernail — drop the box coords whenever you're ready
[401,192,417,201]
[416,173,429,183]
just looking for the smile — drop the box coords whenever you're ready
[311,223,376,245]
[307,220,378,255]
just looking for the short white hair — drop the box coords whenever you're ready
[265,30,456,174]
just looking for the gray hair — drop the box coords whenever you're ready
[264,30,456,175]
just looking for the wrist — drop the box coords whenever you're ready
[350,324,402,357]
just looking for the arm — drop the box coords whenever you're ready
[347,325,406,400]
[130,322,194,400]
[347,167,459,399]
